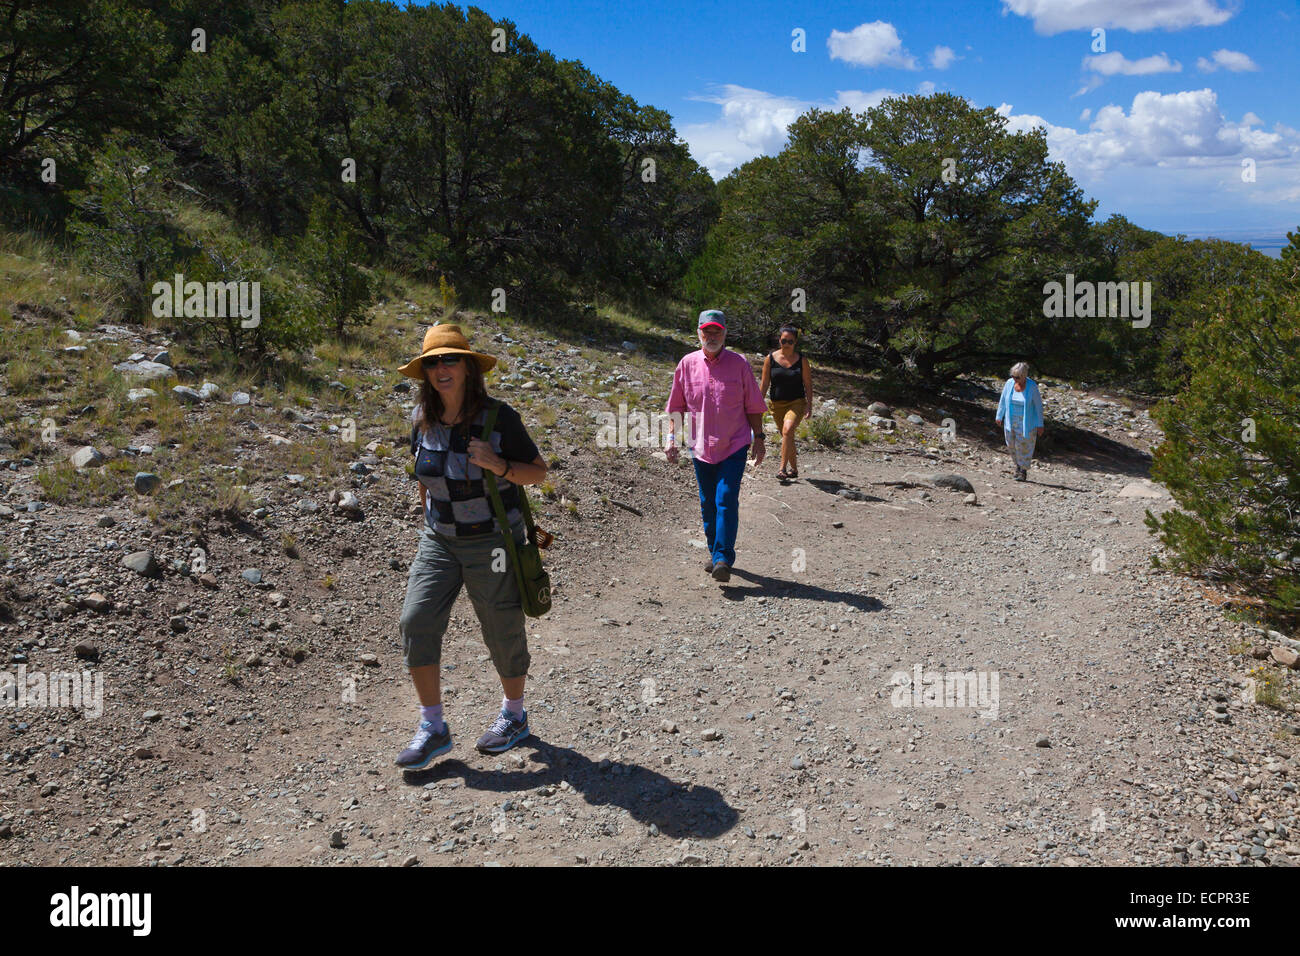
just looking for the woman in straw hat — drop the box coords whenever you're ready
[393,324,549,769]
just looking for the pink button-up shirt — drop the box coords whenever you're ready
[666,347,766,464]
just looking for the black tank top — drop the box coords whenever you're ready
[769,352,805,401]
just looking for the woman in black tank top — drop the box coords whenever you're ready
[768,352,804,401]
[760,325,814,479]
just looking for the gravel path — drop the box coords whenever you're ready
[2,351,1297,866]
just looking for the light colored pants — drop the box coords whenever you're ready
[1005,408,1036,470]
[399,527,529,677]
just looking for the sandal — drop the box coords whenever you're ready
[787,467,798,478]
[776,467,789,479]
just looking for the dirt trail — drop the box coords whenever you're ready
[3,370,1297,866]
[254,443,1299,866]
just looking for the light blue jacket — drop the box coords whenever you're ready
[996,378,1044,437]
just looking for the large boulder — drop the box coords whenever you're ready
[1117,481,1165,499]
[929,473,975,494]
[134,472,161,494]
[902,471,976,494]
[113,360,174,382]
[334,491,364,519]
[121,550,159,577]
[70,446,104,469]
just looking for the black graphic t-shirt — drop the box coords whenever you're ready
[410,398,540,538]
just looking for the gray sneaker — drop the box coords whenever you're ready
[711,561,731,582]
[475,709,530,754]
[395,719,452,770]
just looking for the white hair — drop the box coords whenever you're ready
[1010,361,1029,379]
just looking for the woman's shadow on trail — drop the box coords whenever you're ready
[400,738,739,840]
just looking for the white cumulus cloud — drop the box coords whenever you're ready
[1001,0,1236,34]
[996,90,1300,217]
[1084,52,1182,75]
[999,88,1295,173]
[827,22,918,69]
[930,45,959,69]
[1196,48,1259,72]
[679,84,895,180]
[832,89,898,114]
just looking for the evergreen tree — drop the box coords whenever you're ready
[687,94,1097,378]
[1145,231,1300,622]
[67,135,179,318]
[295,196,375,338]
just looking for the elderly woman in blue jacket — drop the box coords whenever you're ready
[995,362,1044,481]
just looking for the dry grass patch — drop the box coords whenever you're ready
[36,457,138,506]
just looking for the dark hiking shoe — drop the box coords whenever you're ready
[395,719,452,770]
[711,561,731,583]
[705,559,715,573]
[475,709,530,754]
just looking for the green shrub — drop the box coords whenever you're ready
[808,416,844,448]
[67,135,180,320]
[177,230,323,359]
[1145,268,1300,623]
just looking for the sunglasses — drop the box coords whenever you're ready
[422,355,463,368]
[780,337,796,344]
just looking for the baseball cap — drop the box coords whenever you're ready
[697,309,726,330]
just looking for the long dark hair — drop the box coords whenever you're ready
[415,358,490,436]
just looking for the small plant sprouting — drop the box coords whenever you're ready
[220,646,241,685]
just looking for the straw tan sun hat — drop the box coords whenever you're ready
[397,323,498,378]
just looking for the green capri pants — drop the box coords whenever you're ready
[399,526,530,678]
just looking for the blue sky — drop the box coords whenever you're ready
[472,0,1300,253]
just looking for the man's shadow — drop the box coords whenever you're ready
[721,567,885,611]
[400,737,739,840]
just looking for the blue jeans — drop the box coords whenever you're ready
[692,444,749,567]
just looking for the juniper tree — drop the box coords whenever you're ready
[1145,236,1300,622]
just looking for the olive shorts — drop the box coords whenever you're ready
[768,398,807,430]
[399,526,530,678]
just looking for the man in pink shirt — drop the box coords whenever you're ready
[664,310,766,582]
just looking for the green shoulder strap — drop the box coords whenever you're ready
[480,401,528,569]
